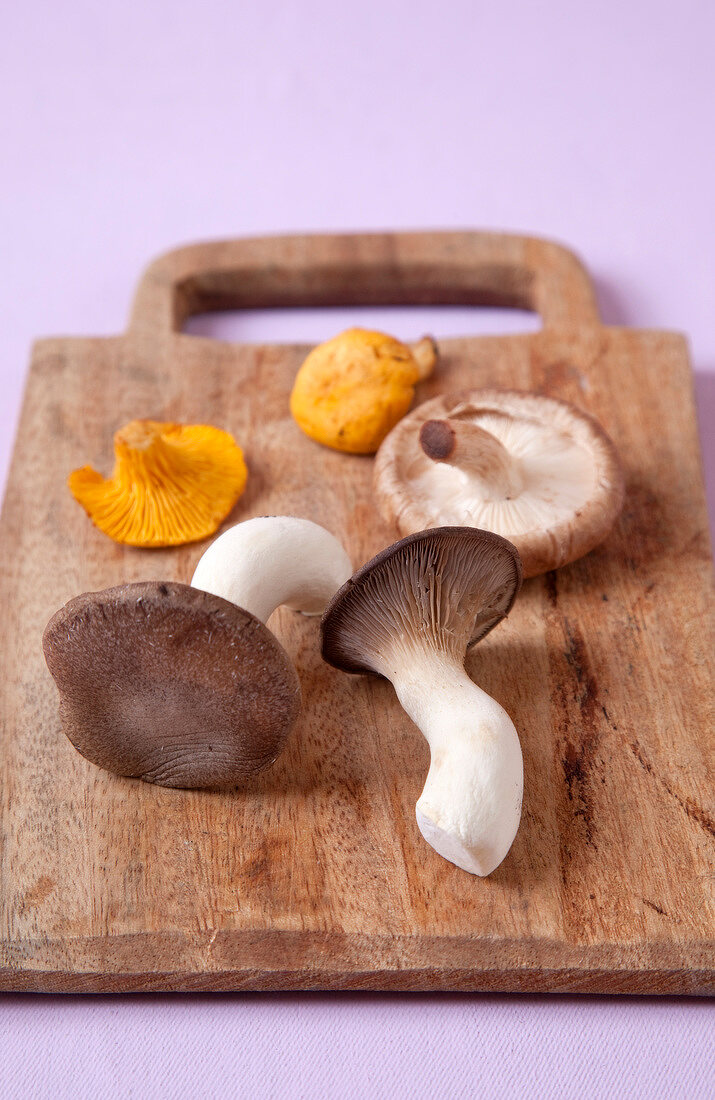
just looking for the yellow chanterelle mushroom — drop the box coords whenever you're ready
[290,328,437,454]
[68,419,247,547]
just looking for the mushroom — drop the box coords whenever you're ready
[290,328,438,454]
[191,515,353,621]
[43,517,352,788]
[321,527,524,876]
[68,418,247,547]
[374,390,625,577]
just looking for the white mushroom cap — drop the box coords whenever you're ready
[191,515,353,623]
[374,390,625,577]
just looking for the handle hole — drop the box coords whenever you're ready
[183,305,540,344]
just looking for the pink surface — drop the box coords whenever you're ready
[1,2,713,1097]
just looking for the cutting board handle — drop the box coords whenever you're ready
[127,231,601,347]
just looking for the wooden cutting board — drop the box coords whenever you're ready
[1,231,713,993]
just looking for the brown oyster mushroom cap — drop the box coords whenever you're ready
[373,389,625,578]
[321,527,522,676]
[42,581,301,789]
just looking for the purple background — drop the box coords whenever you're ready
[1,2,713,1097]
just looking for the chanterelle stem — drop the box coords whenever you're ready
[419,419,523,501]
[386,651,523,876]
[410,336,439,381]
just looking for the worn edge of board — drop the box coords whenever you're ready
[2,931,714,994]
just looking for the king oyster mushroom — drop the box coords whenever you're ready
[43,517,352,788]
[374,389,625,577]
[321,527,524,877]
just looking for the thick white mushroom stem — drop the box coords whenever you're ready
[191,516,353,623]
[419,419,523,501]
[388,651,523,877]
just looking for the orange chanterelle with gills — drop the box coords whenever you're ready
[68,419,247,547]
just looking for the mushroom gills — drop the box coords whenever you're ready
[411,411,597,534]
[321,527,524,877]
[68,418,248,547]
[374,390,625,578]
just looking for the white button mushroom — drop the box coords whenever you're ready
[374,389,625,577]
[43,517,352,789]
[321,527,524,876]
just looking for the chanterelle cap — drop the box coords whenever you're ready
[373,389,625,577]
[321,527,522,676]
[43,581,300,788]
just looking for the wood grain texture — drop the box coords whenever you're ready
[1,231,713,993]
